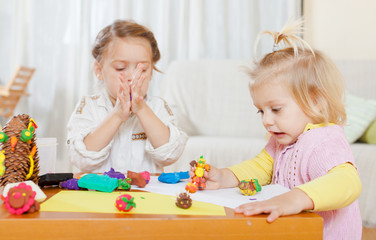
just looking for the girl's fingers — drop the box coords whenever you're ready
[131,63,143,85]
[266,210,280,223]
[122,81,131,102]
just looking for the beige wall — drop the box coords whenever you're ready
[304,0,376,60]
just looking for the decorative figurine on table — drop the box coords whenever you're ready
[0,114,39,186]
[59,178,81,190]
[117,178,132,190]
[127,170,150,188]
[238,179,262,196]
[158,171,190,184]
[115,194,136,212]
[104,168,126,180]
[176,192,192,209]
[4,182,40,215]
[185,156,211,193]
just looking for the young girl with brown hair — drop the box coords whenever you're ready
[67,20,187,173]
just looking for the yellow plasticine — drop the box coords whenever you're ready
[26,155,34,180]
[0,150,5,176]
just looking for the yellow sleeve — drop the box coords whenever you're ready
[295,163,362,211]
[227,148,274,186]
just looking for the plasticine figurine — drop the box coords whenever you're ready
[176,192,192,209]
[0,115,40,186]
[104,168,125,180]
[139,171,150,184]
[59,178,81,190]
[4,182,40,215]
[77,174,118,193]
[117,178,132,190]
[238,179,262,196]
[158,171,190,184]
[115,194,136,212]
[186,156,211,193]
[0,150,5,176]
[127,170,149,188]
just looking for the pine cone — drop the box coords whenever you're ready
[0,114,40,186]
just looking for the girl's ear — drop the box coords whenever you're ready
[94,61,103,80]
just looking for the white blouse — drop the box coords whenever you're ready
[66,89,188,173]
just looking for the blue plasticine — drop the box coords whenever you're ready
[178,171,190,179]
[77,174,119,193]
[158,171,190,184]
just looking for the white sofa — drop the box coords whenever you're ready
[159,59,376,227]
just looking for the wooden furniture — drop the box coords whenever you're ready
[0,66,35,118]
[0,187,323,240]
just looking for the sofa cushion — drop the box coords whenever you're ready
[359,120,376,144]
[345,94,376,143]
[160,60,266,138]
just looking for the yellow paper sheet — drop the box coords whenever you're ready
[40,190,225,216]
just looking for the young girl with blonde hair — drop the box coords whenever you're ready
[67,20,188,173]
[191,20,362,240]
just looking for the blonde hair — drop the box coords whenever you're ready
[248,20,346,125]
[92,20,161,72]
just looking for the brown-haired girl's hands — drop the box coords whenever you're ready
[130,63,147,113]
[234,188,314,222]
[113,72,132,122]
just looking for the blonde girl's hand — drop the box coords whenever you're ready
[189,165,222,190]
[113,72,131,122]
[130,63,147,113]
[234,188,314,222]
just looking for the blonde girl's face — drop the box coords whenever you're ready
[251,82,314,145]
[95,37,153,104]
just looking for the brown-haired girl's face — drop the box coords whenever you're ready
[95,37,153,104]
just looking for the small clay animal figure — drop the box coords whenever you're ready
[176,192,192,209]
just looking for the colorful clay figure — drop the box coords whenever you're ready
[175,192,192,209]
[4,182,40,215]
[0,150,5,176]
[104,168,125,180]
[0,115,40,186]
[238,179,262,196]
[186,156,211,193]
[139,171,150,184]
[115,194,136,212]
[77,174,118,193]
[127,170,149,188]
[158,171,190,184]
[59,178,81,190]
[117,178,132,190]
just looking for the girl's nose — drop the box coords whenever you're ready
[120,70,132,83]
[262,112,274,127]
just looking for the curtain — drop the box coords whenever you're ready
[0,0,301,172]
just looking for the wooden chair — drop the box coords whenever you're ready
[0,66,35,118]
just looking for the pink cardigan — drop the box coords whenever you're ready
[266,125,362,240]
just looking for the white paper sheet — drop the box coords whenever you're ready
[132,176,290,209]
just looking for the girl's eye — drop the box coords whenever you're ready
[115,65,128,71]
[257,109,264,114]
[272,108,281,112]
